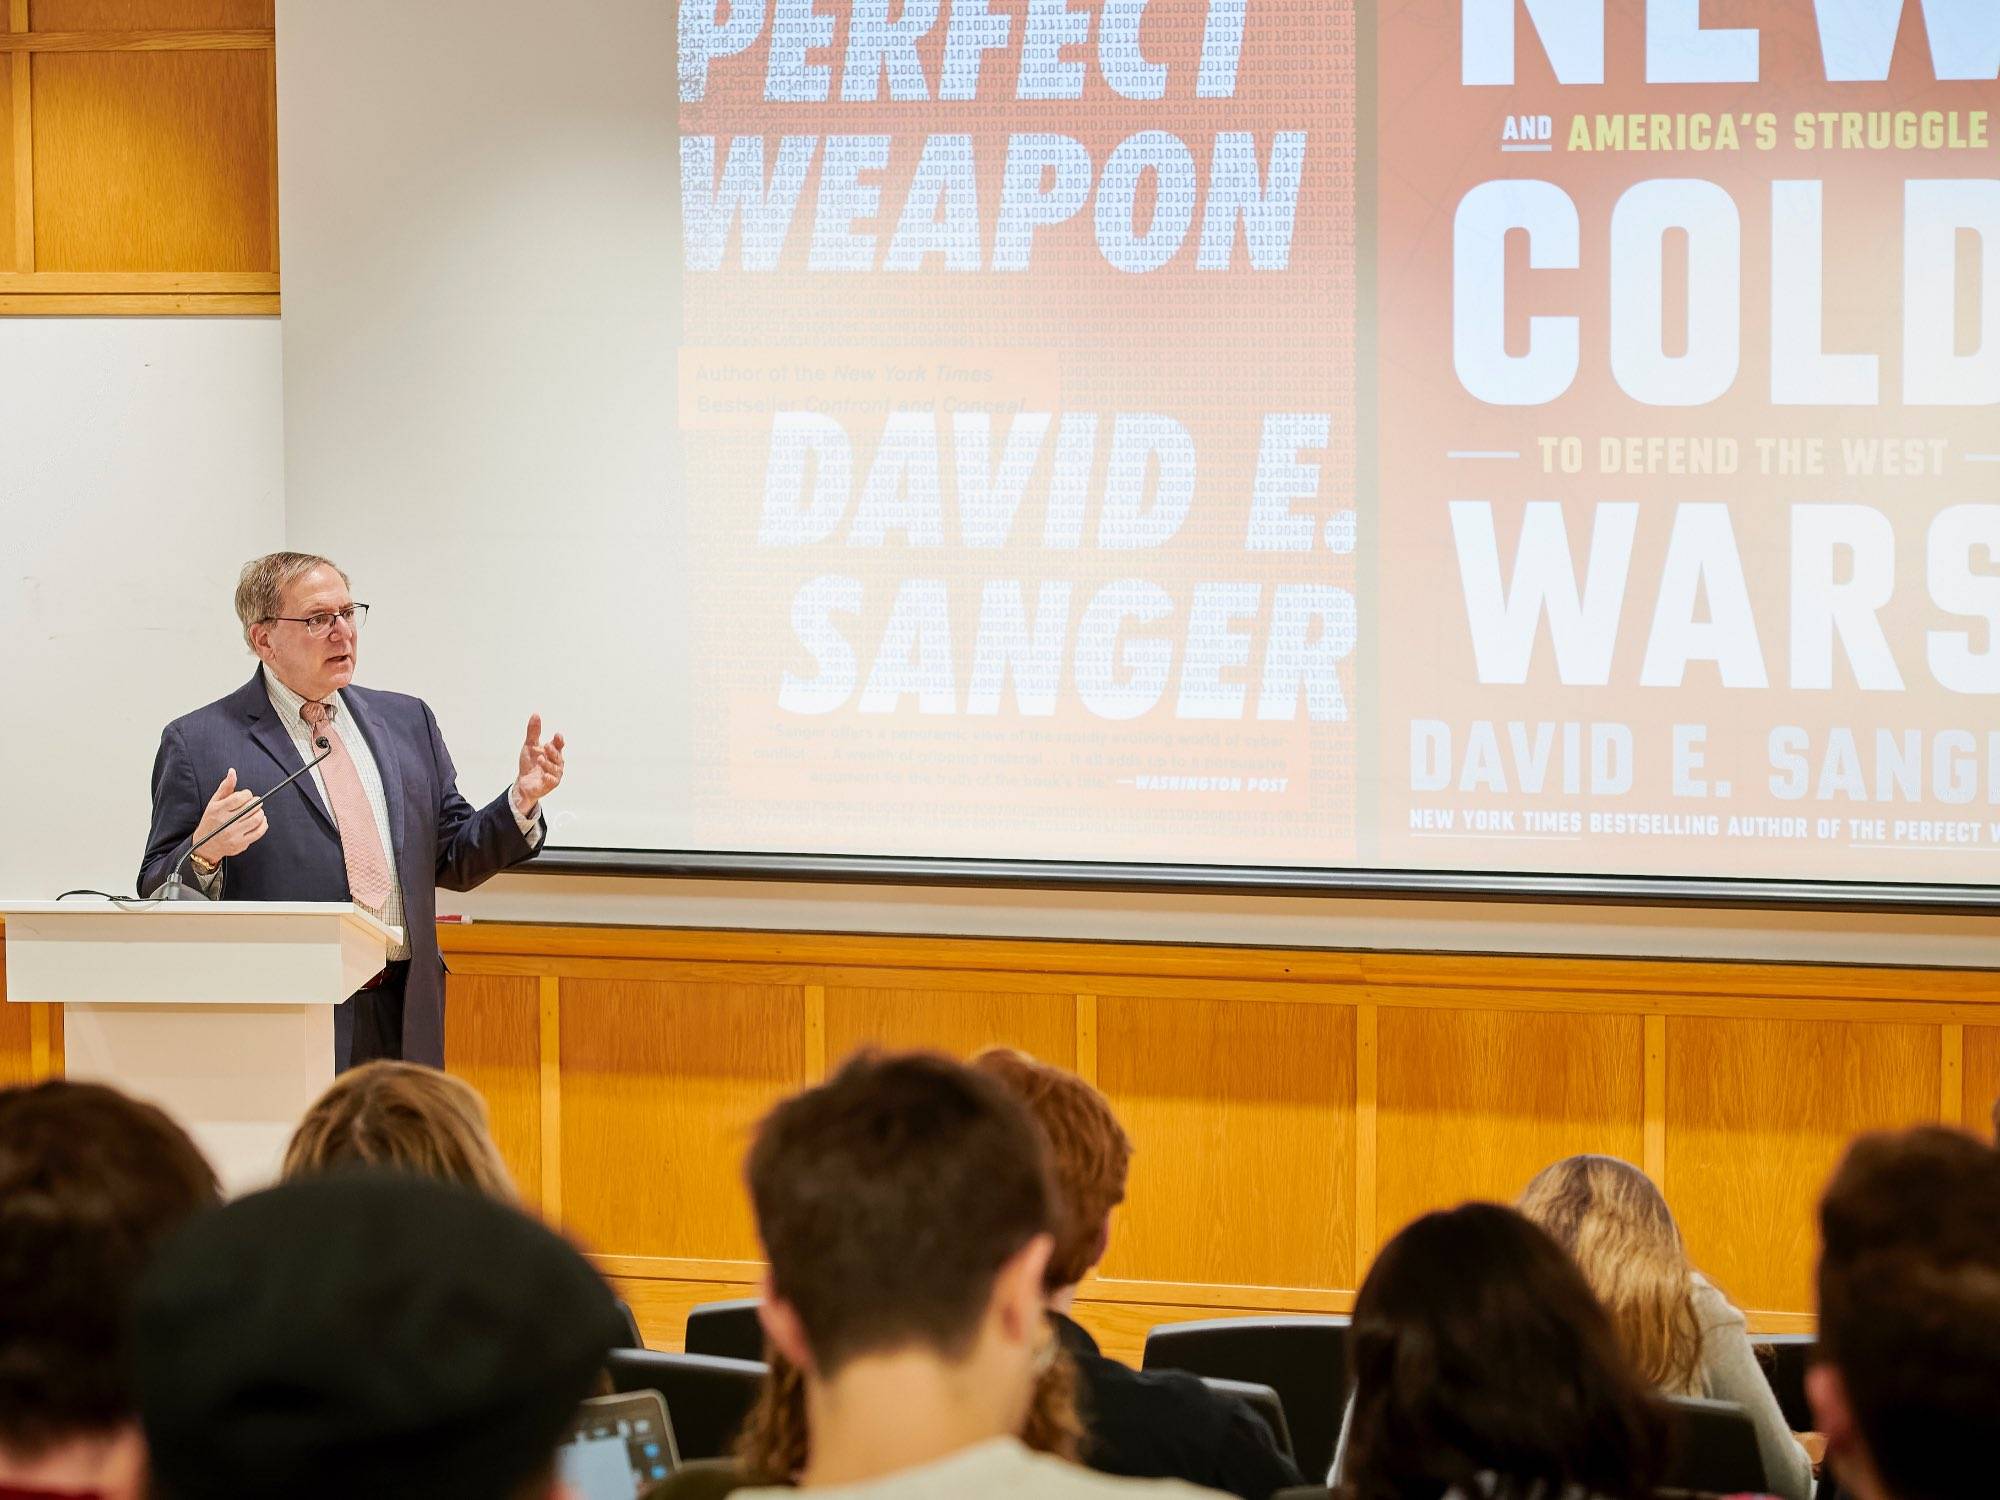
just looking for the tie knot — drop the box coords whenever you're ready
[300,700,335,729]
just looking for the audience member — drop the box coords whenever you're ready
[735,1342,1082,1486]
[736,1050,1218,1498]
[128,1173,625,1500]
[1337,1203,1665,1500]
[1808,1126,2000,1500]
[971,1048,1303,1499]
[1519,1154,1812,1500]
[281,1058,517,1198]
[0,1082,219,1500]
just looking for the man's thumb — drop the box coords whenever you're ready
[218,767,236,797]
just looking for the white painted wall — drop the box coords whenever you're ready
[0,317,285,898]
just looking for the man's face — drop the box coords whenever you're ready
[251,564,359,702]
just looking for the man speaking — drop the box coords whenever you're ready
[140,552,564,1070]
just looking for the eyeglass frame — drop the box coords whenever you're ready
[261,603,370,638]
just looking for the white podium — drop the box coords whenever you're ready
[1,900,399,1193]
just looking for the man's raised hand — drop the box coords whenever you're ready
[514,715,565,811]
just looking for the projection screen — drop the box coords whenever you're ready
[279,0,2000,899]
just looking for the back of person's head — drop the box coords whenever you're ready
[133,1172,624,1500]
[1518,1153,1702,1395]
[0,1080,219,1463]
[745,1050,1055,1376]
[1342,1202,1665,1500]
[970,1048,1132,1290]
[1811,1126,2000,1500]
[282,1059,516,1200]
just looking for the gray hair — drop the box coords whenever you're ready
[234,552,349,650]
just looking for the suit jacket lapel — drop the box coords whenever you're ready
[241,672,337,835]
[340,687,408,868]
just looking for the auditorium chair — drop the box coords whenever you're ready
[607,1350,768,1461]
[1198,1376,1296,1463]
[1657,1393,1768,1497]
[684,1297,765,1362]
[1140,1315,1351,1480]
[1751,1332,1816,1432]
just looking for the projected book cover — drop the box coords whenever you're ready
[673,0,2000,885]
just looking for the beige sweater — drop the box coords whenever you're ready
[733,1438,1223,1500]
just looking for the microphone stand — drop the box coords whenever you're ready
[149,739,333,901]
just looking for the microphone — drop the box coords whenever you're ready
[150,742,335,901]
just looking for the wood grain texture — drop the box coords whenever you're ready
[0,56,14,270]
[1376,1006,1646,1243]
[1096,993,1354,1291]
[0,28,270,48]
[824,985,1075,1070]
[31,48,272,270]
[440,923,2000,1012]
[0,928,29,1086]
[0,290,272,310]
[0,268,271,288]
[442,973,541,1204]
[560,979,804,1262]
[1967,1026,2000,1141]
[1664,1016,1941,1315]
[29,0,269,27]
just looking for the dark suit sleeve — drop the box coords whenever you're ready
[423,700,540,893]
[1211,1399,1305,1500]
[139,723,214,898]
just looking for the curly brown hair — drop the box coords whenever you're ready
[970,1049,1132,1290]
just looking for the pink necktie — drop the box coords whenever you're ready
[299,701,393,910]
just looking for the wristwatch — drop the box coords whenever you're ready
[189,851,218,877]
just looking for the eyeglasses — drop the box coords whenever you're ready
[264,603,370,638]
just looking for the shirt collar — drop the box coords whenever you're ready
[261,665,342,728]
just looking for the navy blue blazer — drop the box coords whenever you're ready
[139,671,540,1067]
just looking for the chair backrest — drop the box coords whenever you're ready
[685,1298,765,1362]
[614,1297,647,1350]
[1657,1393,1767,1497]
[607,1350,768,1462]
[1750,1332,1816,1432]
[1141,1315,1351,1481]
[1198,1376,1296,1463]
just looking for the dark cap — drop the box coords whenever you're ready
[133,1172,621,1500]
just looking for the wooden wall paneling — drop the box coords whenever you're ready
[31,46,272,270]
[1663,1016,1941,1317]
[0,927,27,1085]
[605,1274,762,1354]
[539,976,562,1221]
[1967,1026,2000,1139]
[823,984,1076,1070]
[442,973,542,1205]
[0,45,14,270]
[9,0,27,274]
[560,979,804,1262]
[1375,1005,1646,1243]
[1095,992,1356,1293]
[29,0,271,27]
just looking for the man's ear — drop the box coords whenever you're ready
[756,1272,815,1374]
[1807,1362,1858,1456]
[992,1232,1055,1342]
[247,621,274,662]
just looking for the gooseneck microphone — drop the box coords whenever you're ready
[149,739,334,901]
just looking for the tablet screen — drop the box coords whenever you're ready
[559,1391,677,1498]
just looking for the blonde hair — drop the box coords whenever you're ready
[234,551,348,650]
[282,1061,517,1202]
[1518,1154,1704,1396]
